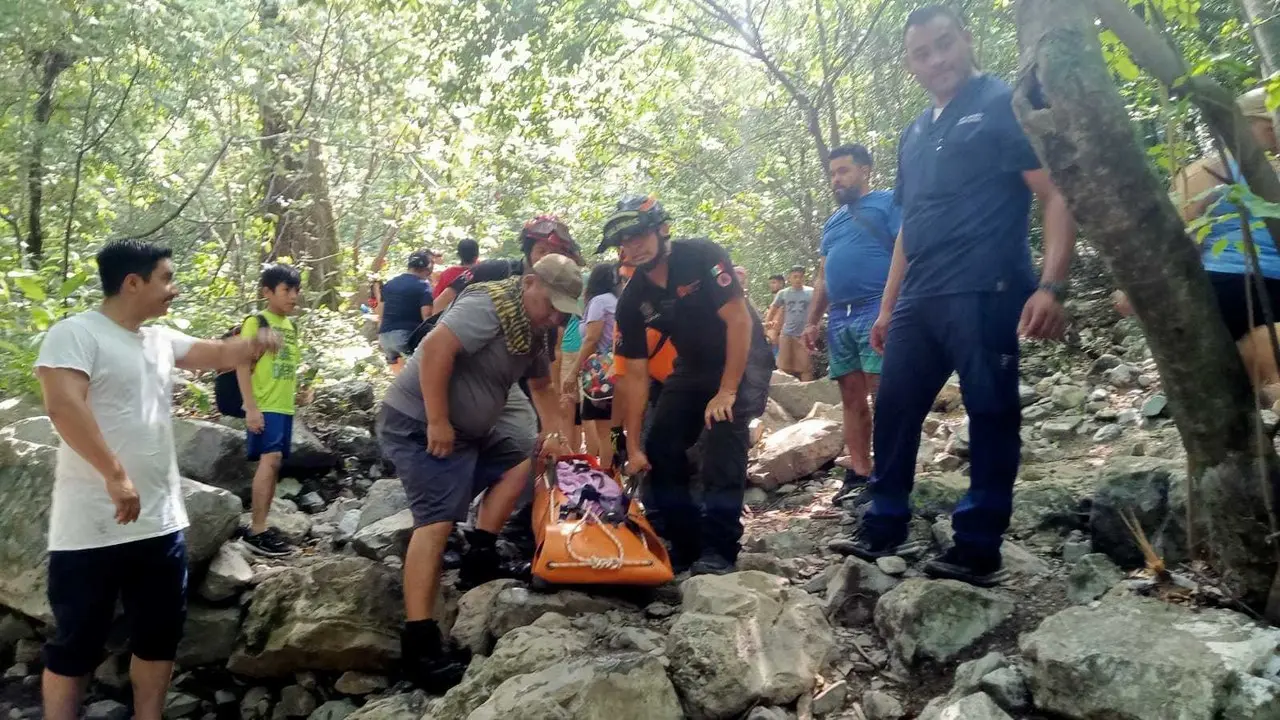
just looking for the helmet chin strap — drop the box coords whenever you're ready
[637,235,669,273]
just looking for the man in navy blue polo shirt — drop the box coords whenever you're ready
[832,5,1076,587]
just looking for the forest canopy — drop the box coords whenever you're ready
[0,0,1267,395]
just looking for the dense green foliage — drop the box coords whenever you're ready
[0,0,1264,395]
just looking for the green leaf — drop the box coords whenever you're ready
[14,277,46,301]
[1210,238,1229,256]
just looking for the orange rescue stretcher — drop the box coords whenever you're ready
[531,454,674,586]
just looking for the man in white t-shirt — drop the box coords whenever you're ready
[34,240,280,720]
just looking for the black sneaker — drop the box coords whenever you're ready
[690,553,735,576]
[827,528,926,561]
[923,547,1006,587]
[243,527,294,557]
[833,470,870,507]
[401,623,466,694]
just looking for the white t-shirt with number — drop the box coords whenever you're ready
[35,310,196,551]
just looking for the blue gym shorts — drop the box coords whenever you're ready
[247,411,293,461]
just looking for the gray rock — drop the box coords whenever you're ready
[486,586,627,641]
[325,426,379,465]
[760,528,818,559]
[0,397,45,429]
[932,693,1012,720]
[450,579,522,655]
[333,671,388,696]
[1061,531,1092,564]
[345,691,429,720]
[1090,457,1187,568]
[297,492,325,514]
[875,556,908,576]
[174,418,255,494]
[229,556,404,677]
[1022,405,1050,422]
[4,662,27,679]
[768,379,842,419]
[306,701,356,720]
[335,509,361,543]
[744,487,769,507]
[1067,553,1124,605]
[312,381,376,414]
[667,571,837,719]
[1142,394,1168,418]
[748,419,843,490]
[979,666,1029,712]
[1107,364,1139,388]
[465,654,683,720]
[745,708,789,720]
[274,685,316,718]
[862,690,906,720]
[1093,424,1123,442]
[163,691,201,719]
[84,700,129,720]
[1222,674,1280,719]
[0,614,34,658]
[435,614,590,718]
[1042,416,1082,441]
[759,398,797,436]
[241,498,311,545]
[911,473,969,519]
[1095,406,1119,422]
[1009,484,1079,537]
[738,552,787,577]
[1001,541,1052,577]
[177,605,240,667]
[1051,385,1087,410]
[350,509,413,561]
[874,579,1014,666]
[241,687,272,720]
[275,478,303,500]
[811,680,849,716]
[0,440,62,620]
[199,543,253,602]
[3,417,57,446]
[1117,408,1141,425]
[951,652,1008,697]
[804,402,844,422]
[355,479,408,531]
[183,478,245,564]
[12,638,38,664]
[1018,384,1039,407]
[825,556,900,626]
[282,424,339,477]
[1021,596,1280,720]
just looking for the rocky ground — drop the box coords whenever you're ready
[1,293,1279,719]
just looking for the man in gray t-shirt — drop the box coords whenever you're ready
[767,265,815,380]
[376,255,582,693]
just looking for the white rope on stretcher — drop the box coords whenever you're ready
[546,503,655,570]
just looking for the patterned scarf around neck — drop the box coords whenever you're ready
[477,276,533,355]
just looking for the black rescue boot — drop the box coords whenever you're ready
[400,619,466,694]
[457,528,531,591]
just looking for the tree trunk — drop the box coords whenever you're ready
[25,50,73,268]
[257,1,342,309]
[1238,0,1280,149]
[1240,0,1280,76]
[1014,0,1280,612]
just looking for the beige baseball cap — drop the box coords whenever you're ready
[531,254,585,316]
[1238,87,1272,120]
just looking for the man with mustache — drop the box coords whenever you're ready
[35,240,282,720]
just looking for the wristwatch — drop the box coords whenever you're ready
[1039,281,1069,302]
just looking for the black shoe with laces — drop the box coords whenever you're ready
[923,547,1006,587]
[400,620,466,693]
[243,527,294,558]
[833,470,870,507]
[827,528,925,561]
[690,553,735,576]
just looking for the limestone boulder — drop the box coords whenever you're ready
[1021,596,1280,720]
[768,379,842,419]
[1090,457,1187,568]
[345,692,429,720]
[176,604,240,667]
[467,654,682,720]
[0,437,57,621]
[666,571,837,719]
[174,418,253,494]
[356,479,408,531]
[825,556,900,626]
[228,556,404,676]
[748,419,843,490]
[874,579,1014,666]
[350,509,413,561]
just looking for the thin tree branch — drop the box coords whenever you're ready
[111,136,234,242]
